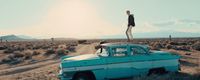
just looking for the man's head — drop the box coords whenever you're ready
[126,10,130,15]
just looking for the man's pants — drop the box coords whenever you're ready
[126,26,133,41]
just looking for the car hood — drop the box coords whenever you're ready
[60,54,103,68]
[63,54,100,61]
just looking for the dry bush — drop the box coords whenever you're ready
[1,52,24,64]
[24,51,33,59]
[165,44,173,49]
[32,46,40,50]
[78,40,87,44]
[56,49,66,56]
[0,45,7,50]
[67,46,76,52]
[1,56,12,63]
[4,48,15,53]
[45,49,55,55]
[192,42,200,51]
[13,51,24,58]
[173,46,191,51]
[41,45,51,49]
[32,51,41,56]
[151,42,164,50]
[67,42,78,46]
[169,41,180,45]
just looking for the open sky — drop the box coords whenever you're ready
[0,0,200,39]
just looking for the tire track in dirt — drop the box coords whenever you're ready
[0,43,97,80]
[0,60,59,76]
[69,44,96,56]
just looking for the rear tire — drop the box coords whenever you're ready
[148,68,166,76]
[73,73,95,80]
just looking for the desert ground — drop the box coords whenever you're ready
[0,38,199,80]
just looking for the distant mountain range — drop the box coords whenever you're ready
[0,35,35,41]
[0,35,76,41]
[101,31,200,39]
[1,31,199,41]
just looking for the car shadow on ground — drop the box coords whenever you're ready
[111,72,200,80]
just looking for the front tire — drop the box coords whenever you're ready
[73,73,95,80]
[148,68,166,76]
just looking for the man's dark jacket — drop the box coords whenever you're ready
[128,14,135,27]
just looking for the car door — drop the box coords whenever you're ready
[105,47,133,79]
[130,46,153,76]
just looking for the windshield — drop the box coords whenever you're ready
[95,48,108,57]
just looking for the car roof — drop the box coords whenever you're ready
[100,42,147,48]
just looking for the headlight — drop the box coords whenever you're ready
[59,64,62,69]
[59,70,62,74]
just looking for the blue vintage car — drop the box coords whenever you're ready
[58,43,181,80]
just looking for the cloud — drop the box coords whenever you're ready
[133,22,160,33]
[153,19,200,27]
[153,21,175,26]
[151,19,200,33]
[178,19,200,25]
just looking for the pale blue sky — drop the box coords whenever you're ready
[0,0,200,39]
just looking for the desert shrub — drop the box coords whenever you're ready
[9,58,24,65]
[15,46,25,51]
[32,45,41,50]
[192,42,200,51]
[24,51,32,59]
[169,41,188,45]
[177,42,188,45]
[42,46,50,49]
[1,53,24,64]
[174,46,191,51]
[45,49,55,55]
[67,43,78,46]
[169,41,179,45]
[78,40,87,44]
[1,56,12,63]
[32,51,41,55]
[4,48,15,53]
[13,51,24,58]
[151,42,164,50]
[67,46,76,52]
[165,44,173,49]
[56,49,65,55]
[0,46,7,50]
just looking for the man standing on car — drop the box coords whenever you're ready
[126,10,135,42]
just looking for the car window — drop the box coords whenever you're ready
[96,48,108,57]
[112,47,127,57]
[131,47,146,55]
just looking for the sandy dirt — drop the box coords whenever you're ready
[0,43,96,80]
[0,41,199,80]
